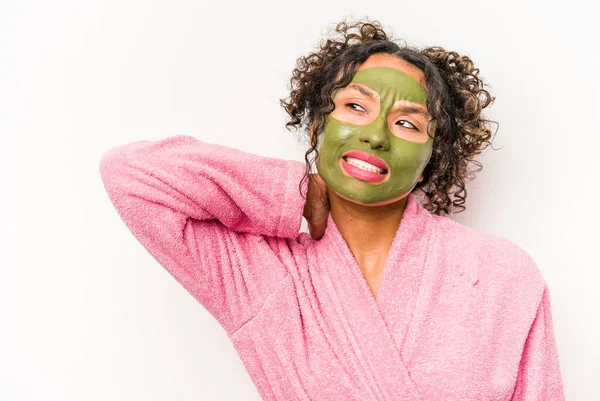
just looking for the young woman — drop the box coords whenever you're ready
[100,20,565,400]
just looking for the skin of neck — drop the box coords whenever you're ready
[327,186,408,270]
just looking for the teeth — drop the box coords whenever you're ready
[344,157,385,174]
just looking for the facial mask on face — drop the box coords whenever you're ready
[316,66,433,205]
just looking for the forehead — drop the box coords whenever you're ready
[347,67,428,106]
[344,54,429,105]
[357,53,425,85]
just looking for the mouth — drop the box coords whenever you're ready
[340,150,389,184]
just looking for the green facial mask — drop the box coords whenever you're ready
[316,66,433,205]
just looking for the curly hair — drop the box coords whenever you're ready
[279,19,496,215]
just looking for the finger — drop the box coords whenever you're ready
[310,207,329,240]
[310,221,326,240]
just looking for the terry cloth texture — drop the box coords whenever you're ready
[99,135,565,400]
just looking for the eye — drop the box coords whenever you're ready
[396,119,417,130]
[345,103,367,113]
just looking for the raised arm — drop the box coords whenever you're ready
[99,135,308,333]
[511,285,566,400]
[100,135,307,237]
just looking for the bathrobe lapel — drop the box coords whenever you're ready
[313,194,435,400]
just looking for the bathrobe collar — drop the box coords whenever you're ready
[314,193,437,400]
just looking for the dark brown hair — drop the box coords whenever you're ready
[280,19,496,215]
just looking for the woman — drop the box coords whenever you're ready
[100,20,565,400]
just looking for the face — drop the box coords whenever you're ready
[315,54,434,206]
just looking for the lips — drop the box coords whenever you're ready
[341,150,389,173]
[339,149,390,184]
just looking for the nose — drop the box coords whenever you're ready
[359,127,390,150]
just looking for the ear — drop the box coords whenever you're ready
[417,174,424,183]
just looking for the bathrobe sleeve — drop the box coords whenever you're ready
[99,134,307,333]
[511,285,566,400]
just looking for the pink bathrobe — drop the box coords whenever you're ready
[99,135,565,400]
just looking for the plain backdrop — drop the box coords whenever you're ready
[1,0,598,400]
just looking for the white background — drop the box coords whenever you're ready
[1,0,598,400]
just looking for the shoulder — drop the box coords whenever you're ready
[429,213,546,291]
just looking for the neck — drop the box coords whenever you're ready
[328,189,408,258]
